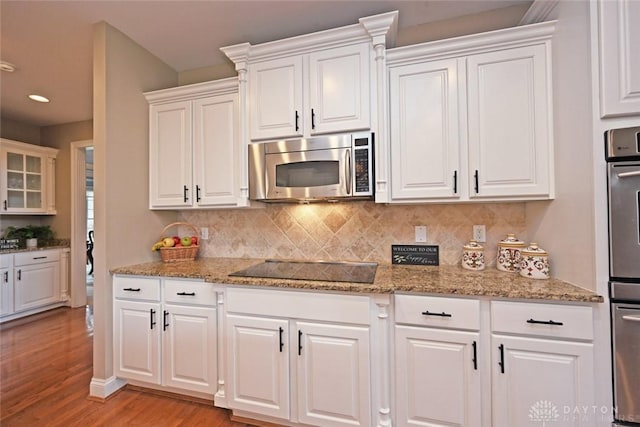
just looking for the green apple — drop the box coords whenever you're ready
[180,236,192,247]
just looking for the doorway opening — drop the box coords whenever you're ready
[70,140,93,309]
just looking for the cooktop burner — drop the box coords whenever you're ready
[229,259,378,284]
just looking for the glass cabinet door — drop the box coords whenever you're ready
[5,151,43,210]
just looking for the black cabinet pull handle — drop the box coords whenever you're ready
[453,170,458,194]
[298,330,303,355]
[421,310,452,317]
[472,341,478,370]
[183,185,189,203]
[295,111,299,132]
[311,109,316,129]
[163,310,169,331]
[196,185,201,203]
[150,309,156,330]
[3,271,8,283]
[498,344,505,373]
[33,256,47,260]
[123,287,141,292]
[177,291,196,296]
[526,318,564,326]
[17,270,21,281]
[279,327,284,353]
[474,170,479,194]
[3,200,7,210]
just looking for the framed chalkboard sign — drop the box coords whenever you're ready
[392,245,439,265]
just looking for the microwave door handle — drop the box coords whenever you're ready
[345,149,352,195]
[617,171,640,178]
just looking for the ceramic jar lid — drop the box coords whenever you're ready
[522,243,547,256]
[498,233,525,249]
[463,240,484,251]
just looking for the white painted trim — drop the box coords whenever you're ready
[143,77,238,103]
[519,0,559,25]
[89,376,127,399]
[70,139,93,308]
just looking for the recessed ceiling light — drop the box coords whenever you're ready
[28,94,50,103]
[0,61,16,72]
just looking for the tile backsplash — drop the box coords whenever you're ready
[179,201,526,266]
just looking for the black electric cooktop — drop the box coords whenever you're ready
[229,259,378,284]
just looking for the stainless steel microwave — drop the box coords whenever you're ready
[248,132,374,202]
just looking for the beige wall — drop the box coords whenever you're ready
[525,1,596,290]
[180,202,526,266]
[40,120,93,238]
[0,118,40,144]
[92,22,178,386]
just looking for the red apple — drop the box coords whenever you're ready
[172,236,180,245]
[191,236,198,246]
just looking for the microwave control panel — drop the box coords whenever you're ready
[353,134,373,195]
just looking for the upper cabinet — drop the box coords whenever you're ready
[0,139,58,215]
[386,21,555,203]
[249,43,370,140]
[222,11,398,142]
[145,78,248,209]
[598,0,640,117]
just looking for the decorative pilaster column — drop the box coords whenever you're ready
[373,294,393,427]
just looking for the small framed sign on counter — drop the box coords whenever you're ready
[392,245,439,265]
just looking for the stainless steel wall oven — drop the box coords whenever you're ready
[606,126,640,426]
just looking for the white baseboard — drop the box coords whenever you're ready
[89,376,127,399]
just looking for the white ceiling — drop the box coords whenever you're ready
[0,0,531,128]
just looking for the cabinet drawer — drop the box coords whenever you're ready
[14,250,60,266]
[113,276,160,302]
[164,279,216,306]
[0,254,11,269]
[491,301,593,340]
[395,294,480,330]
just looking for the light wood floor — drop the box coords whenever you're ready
[0,306,248,426]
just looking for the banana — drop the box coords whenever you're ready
[151,241,164,251]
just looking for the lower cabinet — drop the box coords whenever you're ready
[225,287,372,427]
[113,276,218,396]
[0,254,13,316]
[394,295,596,427]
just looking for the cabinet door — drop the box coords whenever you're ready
[309,43,370,135]
[491,335,594,427]
[296,321,371,427]
[149,100,193,207]
[114,300,161,384]
[226,314,290,419]
[250,56,303,140]
[599,0,640,117]
[467,44,551,198]
[13,262,60,312]
[395,325,481,427]
[389,58,461,200]
[193,93,240,206]
[162,304,217,394]
[1,148,45,213]
[0,255,13,316]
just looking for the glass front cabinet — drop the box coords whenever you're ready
[1,139,58,215]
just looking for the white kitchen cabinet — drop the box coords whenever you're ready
[394,295,481,427]
[249,43,370,141]
[224,287,373,427]
[491,301,595,427]
[0,254,13,316]
[13,250,61,313]
[389,58,462,200]
[146,78,246,209]
[386,21,555,203]
[113,276,218,396]
[1,138,57,214]
[598,0,640,117]
[226,314,290,419]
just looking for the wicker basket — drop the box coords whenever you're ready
[158,222,200,263]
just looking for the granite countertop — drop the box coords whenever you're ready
[111,257,604,303]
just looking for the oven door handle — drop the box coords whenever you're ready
[617,170,640,179]
[622,314,640,322]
